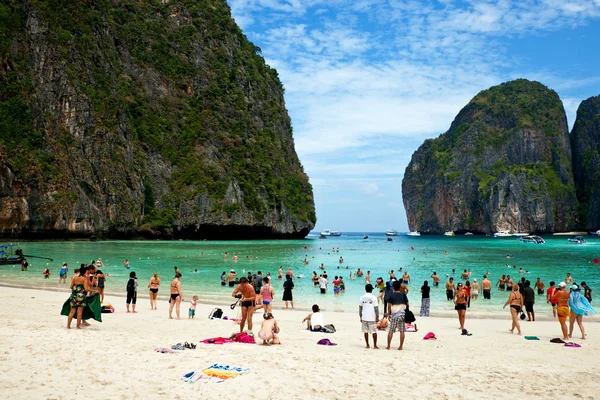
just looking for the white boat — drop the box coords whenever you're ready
[407,231,421,236]
[568,236,586,244]
[444,231,454,236]
[494,231,512,237]
[589,230,600,237]
[513,232,530,237]
[385,230,400,236]
[320,229,341,236]
[465,232,474,236]
[519,235,545,244]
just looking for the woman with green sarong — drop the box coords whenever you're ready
[61,266,101,328]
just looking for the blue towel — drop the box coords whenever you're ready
[568,291,596,316]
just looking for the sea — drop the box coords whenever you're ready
[1,232,598,315]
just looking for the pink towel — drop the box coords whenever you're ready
[233,332,255,344]
[201,337,235,345]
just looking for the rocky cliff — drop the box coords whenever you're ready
[402,79,578,234]
[0,0,315,239]
[571,95,600,230]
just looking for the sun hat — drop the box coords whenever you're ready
[559,282,566,287]
[571,284,579,290]
[473,279,477,282]
[230,269,235,272]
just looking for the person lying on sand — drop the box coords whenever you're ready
[258,313,280,345]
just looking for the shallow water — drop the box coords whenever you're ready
[1,233,598,314]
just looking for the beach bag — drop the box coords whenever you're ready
[404,309,416,324]
[520,310,526,320]
[101,304,115,313]
[323,324,336,333]
[208,307,223,319]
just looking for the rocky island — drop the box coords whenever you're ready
[0,0,315,239]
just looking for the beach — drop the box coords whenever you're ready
[0,286,599,400]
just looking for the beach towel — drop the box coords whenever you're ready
[232,332,255,344]
[317,338,337,346]
[423,332,437,340]
[524,336,540,340]
[201,337,235,345]
[564,342,581,348]
[60,294,102,323]
[182,364,250,383]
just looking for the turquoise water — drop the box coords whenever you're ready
[1,233,599,313]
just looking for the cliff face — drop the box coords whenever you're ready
[571,96,600,230]
[402,79,577,234]
[0,0,315,239]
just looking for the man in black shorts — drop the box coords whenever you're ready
[445,277,455,301]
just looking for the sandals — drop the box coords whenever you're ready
[184,342,196,349]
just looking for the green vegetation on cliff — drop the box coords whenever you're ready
[0,0,315,238]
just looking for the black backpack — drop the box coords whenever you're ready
[126,278,136,291]
[209,307,223,319]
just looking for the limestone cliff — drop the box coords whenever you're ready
[0,0,315,239]
[571,95,600,230]
[402,79,577,234]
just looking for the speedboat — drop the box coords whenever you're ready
[363,234,368,239]
[568,236,586,244]
[589,230,600,236]
[320,229,341,236]
[518,235,545,244]
[407,231,421,236]
[465,232,474,235]
[494,231,512,237]
[513,232,530,237]
[444,231,454,236]
[385,230,399,236]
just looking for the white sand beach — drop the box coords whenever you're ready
[0,286,599,400]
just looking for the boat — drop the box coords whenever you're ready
[494,231,512,237]
[568,236,586,244]
[518,235,545,244]
[320,229,341,236]
[0,255,24,265]
[407,231,421,236]
[319,235,326,239]
[513,232,530,237]
[589,230,600,237]
[385,230,400,236]
[444,231,454,236]
[363,234,369,239]
[464,232,474,236]
[387,237,393,241]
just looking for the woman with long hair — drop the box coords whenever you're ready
[503,285,523,335]
[148,272,160,310]
[169,272,183,319]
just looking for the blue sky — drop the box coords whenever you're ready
[227,0,600,232]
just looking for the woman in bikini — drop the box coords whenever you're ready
[232,277,256,333]
[454,283,468,331]
[148,272,160,310]
[169,272,183,319]
[503,285,523,335]
[261,277,274,314]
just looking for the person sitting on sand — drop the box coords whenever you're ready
[303,304,324,331]
[258,312,281,345]
[376,315,389,331]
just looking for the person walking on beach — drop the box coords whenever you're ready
[420,280,430,317]
[148,272,160,310]
[568,284,596,339]
[96,269,106,304]
[454,283,468,331]
[522,280,535,321]
[169,272,184,319]
[581,282,592,303]
[59,263,68,284]
[445,277,455,301]
[482,275,492,299]
[261,277,274,313]
[359,284,380,349]
[534,278,545,295]
[546,281,558,318]
[282,274,294,309]
[551,282,570,340]
[386,280,409,350]
[65,266,98,329]
[232,277,256,332]
[464,280,472,308]
[503,285,523,335]
[126,271,138,313]
[471,279,480,301]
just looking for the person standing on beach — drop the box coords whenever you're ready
[148,272,160,310]
[503,285,523,335]
[359,284,379,349]
[546,281,558,318]
[386,280,409,350]
[446,277,455,301]
[402,271,410,285]
[464,280,472,308]
[454,283,468,331]
[282,274,294,309]
[189,295,198,319]
[261,277,274,313]
[471,279,480,301]
[581,282,592,303]
[534,278,545,295]
[96,270,106,304]
[319,274,328,294]
[551,282,570,340]
[522,280,535,321]
[420,280,430,317]
[568,284,596,339]
[482,275,492,299]
[232,277,256,332]
[126,271,138,313]
[169,272,184,319]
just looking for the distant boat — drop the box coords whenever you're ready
[465,232,474,236]
[518,235,545,244]
[320,229,341,236]
[385,230,400,236]
[513,232,529,237]
[407,231,421,236]
[444,231,455,236]
[568,236,586,244]
[363,234,369,239]
[494,231,512,237]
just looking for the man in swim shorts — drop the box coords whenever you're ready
[445,277,455,301]
[522,280,535,321]
[551,282,570,340]
[227,270,237,287]
[482,275,492,300]
[430,272,440,287]
[546,281,558,318]
[534,277,545,295]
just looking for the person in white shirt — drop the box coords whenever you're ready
[319,274,328,294]
[359,284,380,349]
[303,304,324,331]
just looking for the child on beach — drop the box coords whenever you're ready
[43,268,50,279]
[126,271,138,313]
[189,296,198,319]
[258,312,280,345]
